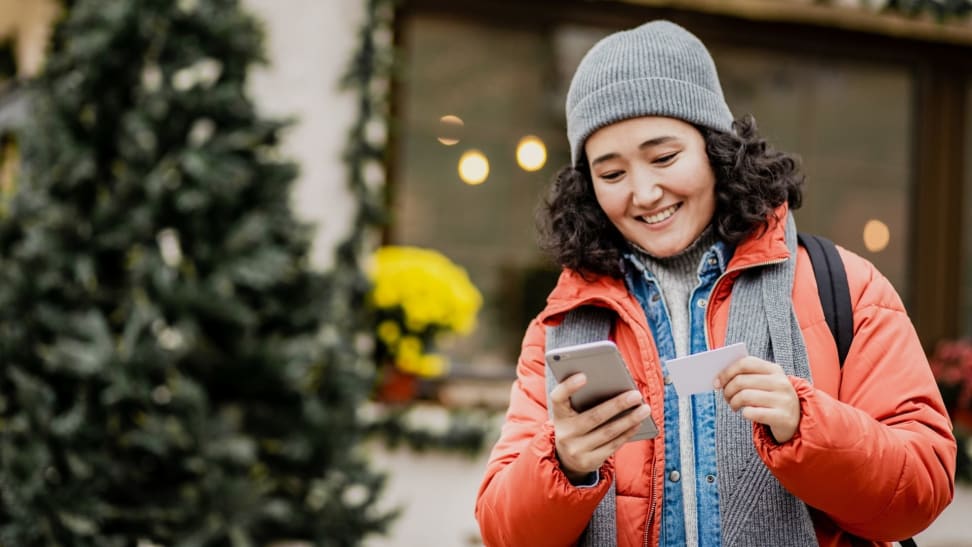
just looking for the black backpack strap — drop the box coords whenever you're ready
[797,233,853,368]
[799,235,917,547]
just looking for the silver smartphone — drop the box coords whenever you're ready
[545,340,659,442]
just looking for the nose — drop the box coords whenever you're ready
[631,177,662,208]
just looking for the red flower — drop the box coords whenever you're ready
[930,338,972,414]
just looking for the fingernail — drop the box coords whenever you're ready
[626,391,642,404]
[712,378,721,389]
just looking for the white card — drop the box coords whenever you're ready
[664,343,748,397]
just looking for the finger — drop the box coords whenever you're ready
[555,405,647,471]
[594,403,652,442]
[592,417,648,454]
[549,373,587,418]
[742,405,801,443]
[556,400,652,477]
[714,356,776,389]
[580,402,651,455]
[740,405,785,424]
[721,371,789,402]
[714,357,748,389]
[559,396,648,457]
[727,388,789,412]
[582,390,643,429]
[581,408,651,463]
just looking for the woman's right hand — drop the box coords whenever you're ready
[549,373,652,483]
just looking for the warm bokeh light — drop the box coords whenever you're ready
[458,150,489,185]
[437,115,464,146]
[863,219,890,252]
[516,135,547,172]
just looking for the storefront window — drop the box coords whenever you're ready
[392,16,607,369]
[394,12,915,370]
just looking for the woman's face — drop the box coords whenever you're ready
[585,116,716,258]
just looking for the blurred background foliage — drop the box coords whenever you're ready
[0,0,394,544]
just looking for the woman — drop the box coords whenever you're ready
[474,20,956,547]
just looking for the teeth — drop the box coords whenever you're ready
[641,204,679,224]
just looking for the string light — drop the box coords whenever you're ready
[458,150,489,185]
[516,135,547,171]
[437,115,464,146]
[863,219,890,252]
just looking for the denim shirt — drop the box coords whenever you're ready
[624,240,731,547]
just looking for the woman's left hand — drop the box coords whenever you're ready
[714,356,801,443]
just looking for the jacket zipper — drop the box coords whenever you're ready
[640,256,785,547]
[642,451,658,547]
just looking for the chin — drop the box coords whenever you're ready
[636,236,693,258]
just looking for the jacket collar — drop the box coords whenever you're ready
[541,204,793,322]
[542,268,634,323]
[726,204,791,272]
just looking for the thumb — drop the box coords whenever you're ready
[549,372,586,418]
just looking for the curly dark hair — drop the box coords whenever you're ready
[536,114,804,278]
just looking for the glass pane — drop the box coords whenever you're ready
[393,16,610,368]
[713,47,913,304]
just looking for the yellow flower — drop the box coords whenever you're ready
[372,283,399,309]
[377,320,400,345]
[395,335,424,375]
[366,245,483,379]
[415,353,447,378]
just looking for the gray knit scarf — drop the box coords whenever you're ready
[545,214,817,546]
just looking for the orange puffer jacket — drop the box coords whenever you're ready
[475,213,956,547]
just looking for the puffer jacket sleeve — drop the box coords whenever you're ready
[753,250,957,541]
[475,317,613,547]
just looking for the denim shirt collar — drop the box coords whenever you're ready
[622,235,732,286]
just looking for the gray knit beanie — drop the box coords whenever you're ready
[566,20,734,166]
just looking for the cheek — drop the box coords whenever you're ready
[592,184,627,219]
[701,177,717,213]
[679,162,717,203]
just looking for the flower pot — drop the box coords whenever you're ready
[954,408,972,432]
[375,365,419,404]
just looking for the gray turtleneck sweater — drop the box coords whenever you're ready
[635,227,718,359]
[630,227,719,547]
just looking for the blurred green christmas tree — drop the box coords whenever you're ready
[0,0,391,544]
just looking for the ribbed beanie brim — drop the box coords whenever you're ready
[566,20,734,166]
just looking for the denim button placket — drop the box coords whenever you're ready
[622,242,730,547]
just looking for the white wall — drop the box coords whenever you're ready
[366,445,490,547]
[243,0,364,271]
[0,0,60,78]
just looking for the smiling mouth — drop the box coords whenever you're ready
[638,204,680,225]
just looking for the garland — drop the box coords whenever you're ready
[338,0,495,455]
[884,0,972,21]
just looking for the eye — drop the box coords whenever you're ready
[654,152,678,165]
[597,170,624,182]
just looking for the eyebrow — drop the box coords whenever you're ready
[589,135,679,168]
